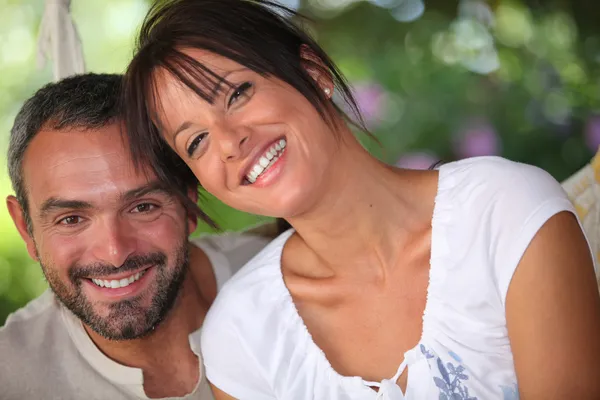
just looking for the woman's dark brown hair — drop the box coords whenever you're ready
[122,0,368,230]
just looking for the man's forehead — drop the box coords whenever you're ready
[23,126,161,207]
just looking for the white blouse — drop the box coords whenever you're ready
[199,156,590,400]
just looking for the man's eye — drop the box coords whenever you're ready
[59,216,81,225]
[187,133,207,157]
[228,82,253,107]
[132,203,157,213]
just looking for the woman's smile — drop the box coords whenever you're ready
[242,137,287,185]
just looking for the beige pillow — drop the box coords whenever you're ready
[562,149,600,289]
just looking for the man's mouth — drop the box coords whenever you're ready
[90,269,148,289]
[245,138,286,184]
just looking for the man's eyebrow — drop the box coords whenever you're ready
[120,181,175,203]
[39,198,93,219]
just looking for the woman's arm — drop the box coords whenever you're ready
[506,211,600,399]
[210,383,238,400]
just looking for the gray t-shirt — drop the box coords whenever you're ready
[0,232,270,400]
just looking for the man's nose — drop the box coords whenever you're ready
[89,218,136,268]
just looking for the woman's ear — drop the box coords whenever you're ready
[300,44,334,98]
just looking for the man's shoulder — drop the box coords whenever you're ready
[0,291,69,380]
[1,289,61,341]
[190,228,273,280]
[3,288,55,322]
[190,228,272,255]
[0,292,119,399]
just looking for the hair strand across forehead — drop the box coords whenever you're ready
[122,0,369,198]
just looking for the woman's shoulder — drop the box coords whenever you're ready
[438,156,568,207]
[432,156,576,306]
[435,156,574,248]
[199,230,305,393]
[201,229,295,335]
[442,156,556,186]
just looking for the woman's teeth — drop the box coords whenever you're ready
[91,270,146,289]
[247,139,286,184]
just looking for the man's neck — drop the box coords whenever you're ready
[84,242,216,370]
[85,274,208,397]
[83,256,213,398]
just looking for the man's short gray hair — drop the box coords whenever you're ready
[7,73,202,234]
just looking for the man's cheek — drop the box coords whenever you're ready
[38,235,83,271]
[134,219,186,250]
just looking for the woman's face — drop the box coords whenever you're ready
[154,49,339,218]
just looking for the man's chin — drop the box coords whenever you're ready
[91,303,160,340]
[88,315,157,341]
[83,274,186,340]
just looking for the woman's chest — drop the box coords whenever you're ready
[273,272,516,399]
[272,339,518,400]
[292,272,430,387]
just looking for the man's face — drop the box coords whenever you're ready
[9,123,196,340]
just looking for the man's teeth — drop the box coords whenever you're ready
[247,139,286,183]
[91,270,146,289]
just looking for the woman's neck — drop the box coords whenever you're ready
[286,137,438,280]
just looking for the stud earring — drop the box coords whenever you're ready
[324,87,331,96]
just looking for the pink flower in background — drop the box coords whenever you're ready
[584,116,600,152]
[455,119,501,158]
[396,152,439,169]
[352,82,388,129]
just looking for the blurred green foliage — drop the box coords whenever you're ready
[1,0,599,324]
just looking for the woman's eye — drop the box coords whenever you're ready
[228,82,253,107]
[132,203,157,213]
[59,216,81,225]
[187,132,207,157]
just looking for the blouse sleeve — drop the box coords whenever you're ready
[200,293,275,400]
[485,161,580,306]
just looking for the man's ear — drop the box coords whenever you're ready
[6,196,38,261]
[300,44,334,97]
[186,188,199,234]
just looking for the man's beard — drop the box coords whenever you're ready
[40,242,189,341]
